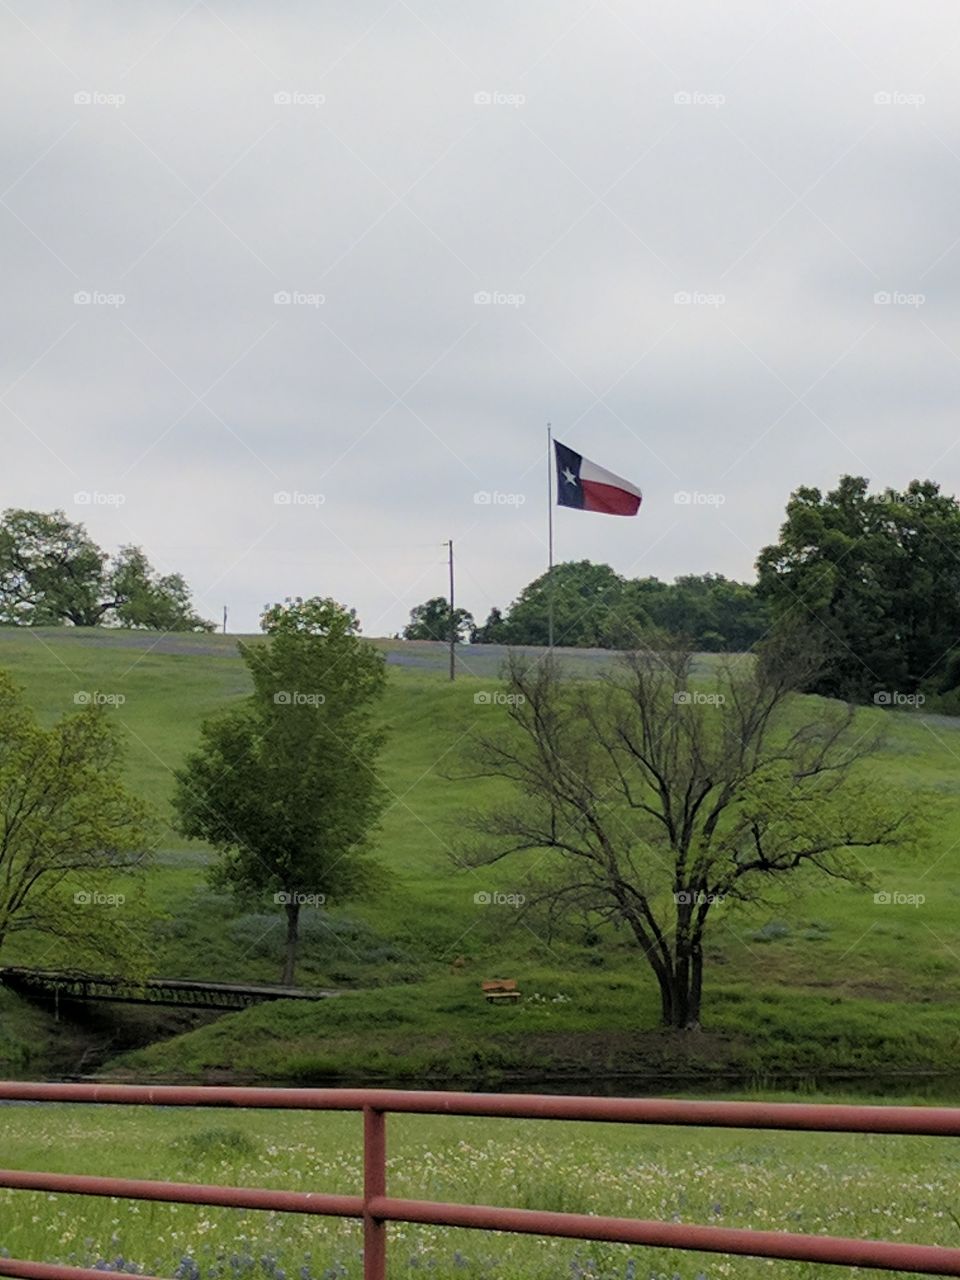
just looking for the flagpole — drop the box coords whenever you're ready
[547,422,554,650]
[446,538,455,682]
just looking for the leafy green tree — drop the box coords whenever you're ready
[474,563,768,651]
[704,576,770,651]
[460,634,911,1028]
[757,476,960,702]
[173,597,388,985]
[500,561,627,647]
[403,596,474,642]
[630,573,770,652]
[0,510,212,632]
[0,509,110,626]
[110,546,213,632]
[471,607,507,644]
[0,671,151,959]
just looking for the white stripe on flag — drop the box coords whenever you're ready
[579,455,643,498]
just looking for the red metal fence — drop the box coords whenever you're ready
[2,1083,960,1278]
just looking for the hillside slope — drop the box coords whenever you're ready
[0,628,957,1084]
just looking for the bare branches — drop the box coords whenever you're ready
[456,631,912,1028]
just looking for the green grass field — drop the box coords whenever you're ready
[1,627,959,1086]
[2,629,960,1279]
[1,1094,959,1280]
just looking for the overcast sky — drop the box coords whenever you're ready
[3,1,959,634]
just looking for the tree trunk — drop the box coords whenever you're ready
[656,951,702,1030]
[619,897,704,1030]
[282,899,300,986]
[688,940,704,1030]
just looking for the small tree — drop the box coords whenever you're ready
[472,607,507,644]
[173,597,388,985]
[403,596,474,642]
[459,634,912,1028]
[110,546,213,632]
[0,671,151,957]
[497,561,626,647]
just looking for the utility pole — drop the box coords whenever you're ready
[446,539,456,681]
[222,605,228,635]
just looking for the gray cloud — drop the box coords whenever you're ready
[3,0,960,633]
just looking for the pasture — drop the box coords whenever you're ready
[0,1094,958,1280]
[0,627,958,1084]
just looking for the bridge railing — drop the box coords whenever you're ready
[2,1083,960,1278]
[0,968,333,1010]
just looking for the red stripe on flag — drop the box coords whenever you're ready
[580,480,642,516]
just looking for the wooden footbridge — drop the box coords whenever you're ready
[0,966,340,1011]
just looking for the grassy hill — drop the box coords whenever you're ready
[1,627,959,1086]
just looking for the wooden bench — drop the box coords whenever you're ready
[482,978,521,1004]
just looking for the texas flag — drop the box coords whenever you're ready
[554,440,643,516]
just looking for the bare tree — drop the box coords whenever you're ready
[458,635,912,1029]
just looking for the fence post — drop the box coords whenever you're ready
[363,1106,387,1280]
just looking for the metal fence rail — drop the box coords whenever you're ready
[1,1083,960,1278]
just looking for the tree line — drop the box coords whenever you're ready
[407,474,960,711]
[405,564,770,652]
